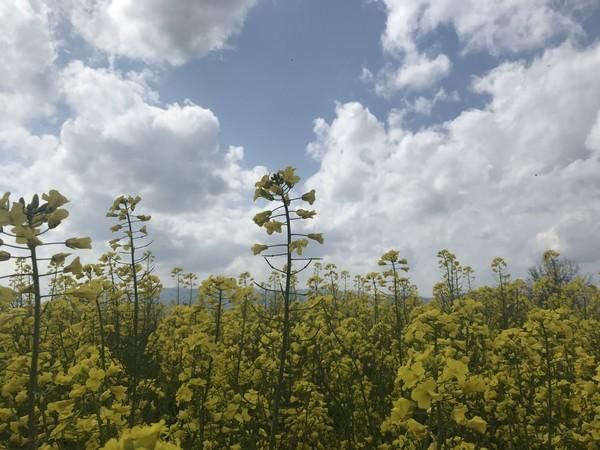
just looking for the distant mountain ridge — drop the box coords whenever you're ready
[159,287,199,306]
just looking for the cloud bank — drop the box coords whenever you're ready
[68,0,258,65]
[368,0,593,95]
[308,43,600,291]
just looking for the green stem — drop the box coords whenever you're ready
[26,244,41,450]
[269,194,293,450]
[126,208,140,426]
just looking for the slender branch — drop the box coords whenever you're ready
[269,204,285,213]
[39,270,62,278]
[2,242,30,250]
[263,257,286,274]
[269,213,287,220]
[248,302,282,323]
[135,240,154,250]
[292,259,315,275]
[253,281,282,294]
[0,272,30,280]
[133,256,150,264]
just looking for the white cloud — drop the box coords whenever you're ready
[55,62,224,207]
[68,0,258,65]
[381,0,589,56]
[0,0,63,181]
[307,43,600,292]
[375,54,452,94]
[408,88,460,116]
[2,0,599,294]
[0,0,270,285]
[0,59,267,282]
[368,0,594,95]
[0,0,59,129]
[584,111,600,152]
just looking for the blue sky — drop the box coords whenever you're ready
[147,0,389,172]
[2,0,600,292]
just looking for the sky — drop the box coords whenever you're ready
[2,0,600,294]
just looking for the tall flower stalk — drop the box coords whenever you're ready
[251,167,323,449]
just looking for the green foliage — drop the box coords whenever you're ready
[0,190,91,450]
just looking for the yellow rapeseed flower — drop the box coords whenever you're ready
[406,418,428,439]
[411,378,440,409]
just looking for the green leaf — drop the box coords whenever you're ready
[0,251,11,262]
[47,209,69,229]
[251,244,269,255]
[110,225,122,232]
[65,237,92,250]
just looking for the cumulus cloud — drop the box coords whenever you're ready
[0,0,65,243]
[0,0,58,124]
[58,61,231,210]
[406,88,460,116]
[307,43,600,292]
[0,0,61,167]
[0,57,267,282]
[0,0,270,285]
[374,54,452,95]
[584,111,600,151]
[381,0,589,56]
[368,0,594,95]
[68,0,258,65]
[2,0,598,294]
